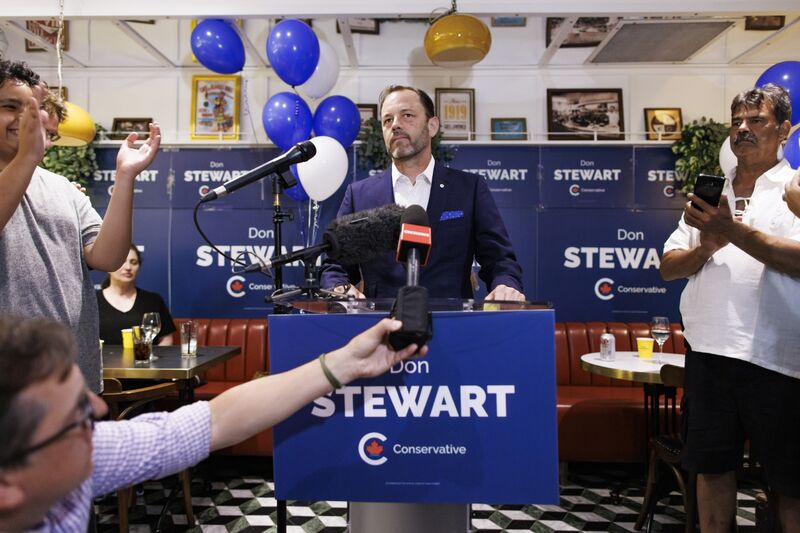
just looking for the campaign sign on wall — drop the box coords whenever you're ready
[540,146,634,208]
[634,147,686,209]
[171,147,279,209]
[492,207,538,299]
[89,147,171,209]
[88,208,171,302]
[271,311,559,504]
[449,145,539,208]
[169,208,309,317]
[537,209,686,322]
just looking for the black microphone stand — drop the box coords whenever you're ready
[269,165,299,314]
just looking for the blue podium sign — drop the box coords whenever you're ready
[270,311,559,504]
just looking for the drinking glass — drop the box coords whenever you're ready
[651,316,670,364]
[141,312,161,344]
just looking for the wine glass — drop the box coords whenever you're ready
[141,312,161,344]
[651,316,670,364]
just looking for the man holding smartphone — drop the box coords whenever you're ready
[661,84,800,533]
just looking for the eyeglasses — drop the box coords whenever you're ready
[1,392,97,467]
[47,131,61,143]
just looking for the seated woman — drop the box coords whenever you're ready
[97,245,176,345]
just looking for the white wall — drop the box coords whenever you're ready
[3,16,796,144]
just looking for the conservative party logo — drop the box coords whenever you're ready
[199,185,211,197]
[663,184,675,198]
[358,432,388,466]
[226,275,246,298]
[594,277,615,300]
[568,184,581,197]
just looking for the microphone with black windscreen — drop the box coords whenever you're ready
[244,203,404,272]
[200,140,316,203]
[388,205,433,351]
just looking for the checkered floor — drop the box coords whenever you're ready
[95,458,760,532]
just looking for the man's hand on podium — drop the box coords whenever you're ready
[486,284,525,302]
[333,283,366,299]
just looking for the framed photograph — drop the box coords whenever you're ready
[435,88,475,141]
[491,17,527,28]
[491,118,528,141]
[357,104,378,139]
[545,17,620,48]
[109,118,153,141]
[744,16,785,31]
[643,108,683,141]
[546,88,624,141]
[190,75,240,141]
[25,20,68,52]
[336,18,380,35]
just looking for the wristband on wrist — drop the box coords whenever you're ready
[319,352,343,389]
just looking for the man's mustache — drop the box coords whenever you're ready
[734,132,758,144]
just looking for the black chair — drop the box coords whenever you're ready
[101,378,195,533]
[635,364,696,533]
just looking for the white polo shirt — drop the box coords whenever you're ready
[663,159,800,379]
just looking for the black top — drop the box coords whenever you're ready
[97,288,177,345]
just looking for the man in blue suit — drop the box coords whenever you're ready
[320,85,524,301]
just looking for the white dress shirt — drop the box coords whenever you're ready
[391,157,436,210]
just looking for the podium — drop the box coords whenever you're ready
[269,301,559,531]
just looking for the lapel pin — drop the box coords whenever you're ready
[440,183,445,188]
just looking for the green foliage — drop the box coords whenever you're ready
[671,117,729,193]
[356,117,454,171]
[40,142,98,187]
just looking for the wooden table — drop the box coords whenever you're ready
[103,345,240,401]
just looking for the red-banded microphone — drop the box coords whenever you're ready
[389,205,433,351]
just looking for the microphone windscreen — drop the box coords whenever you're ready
[401,204,429,227]
[325,204,404,265]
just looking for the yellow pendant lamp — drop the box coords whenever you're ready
[424,3,491,67]
[54,101,97,146]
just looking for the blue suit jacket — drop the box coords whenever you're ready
[320,162,523,298]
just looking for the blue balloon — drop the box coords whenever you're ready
[262,92,313,151]
[312,95,361,149]
[756,61,800,125]
[284,165,309,201]
[267,19,320,87]
[785,128,800,169]
[191,19,245,74]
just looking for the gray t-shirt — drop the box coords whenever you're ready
[0,167,103,392]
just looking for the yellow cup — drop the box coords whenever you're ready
[636,337,654,359]
[121,329,133,349]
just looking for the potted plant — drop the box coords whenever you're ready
[357,117,454,171]
[39,125,105,187]
[671,117,729,193]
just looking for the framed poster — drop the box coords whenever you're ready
[110,118,153,141]
[643,108,683,141]
[357,103,378,139]
[25,20,68,52]
[435,88,475,141]
[545,17,620,48]
[190,75,240,141]
[547,88,624,141]
[491,118,528,141]
[491,17,526,27]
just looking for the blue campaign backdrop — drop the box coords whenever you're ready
[87,144,688,322]
[270,311,559,504]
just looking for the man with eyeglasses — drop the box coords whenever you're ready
[0,59,161,394]
[0,315,425,531]
[660,84,800,533]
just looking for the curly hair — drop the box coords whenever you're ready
[0,59,40,88]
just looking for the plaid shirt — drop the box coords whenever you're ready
[27,401,211,532]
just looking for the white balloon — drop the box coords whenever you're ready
[719,137,737,176]
[297,136,348,201]
[301,41,340,100]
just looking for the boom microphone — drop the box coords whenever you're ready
[389,205,433,351]
[200,141,316,203]
[244,204,404,272]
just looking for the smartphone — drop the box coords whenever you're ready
[691,174,726,211]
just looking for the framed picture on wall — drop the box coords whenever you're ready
[491,17,527,27]
[190,75,241,141]
[357,103,378,139]
[545,17,620,48]
[643,108,683,141]
[546,88,624,140]
[744,16,785,31]
[109,118,153,141]
[25,20,68,52]
[491,118,528,141]
[435,88,475,140]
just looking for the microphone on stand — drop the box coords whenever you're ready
[200,140,316,203]
[389,205,433,351]
[244,204,405,272]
